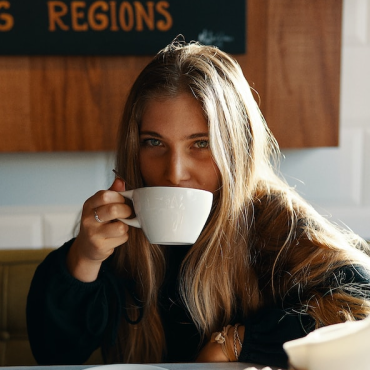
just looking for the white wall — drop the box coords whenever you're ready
[0,152,116,248]
[0,0,369,248]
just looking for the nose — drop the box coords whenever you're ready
[164,150,190,186]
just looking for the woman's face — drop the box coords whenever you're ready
[139,93,221,194]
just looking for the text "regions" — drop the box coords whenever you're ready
[0,1,173,32]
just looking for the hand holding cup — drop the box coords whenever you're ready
[67,178,132,282]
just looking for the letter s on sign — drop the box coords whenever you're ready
[156,1,172,32]
[0,1,14,31]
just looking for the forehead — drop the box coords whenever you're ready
[140,93,208,133]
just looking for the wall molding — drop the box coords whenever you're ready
[0,205,80,249]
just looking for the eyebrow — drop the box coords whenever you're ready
[139,131,209,140]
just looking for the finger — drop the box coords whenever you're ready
[109,177,126,192]
[93,203,132,224]
[74,223,128,263]
[85,189,126,212]
[78,214,129,248]
[102,219,129,239]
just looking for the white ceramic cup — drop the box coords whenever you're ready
[283,315,370,370]
[118,187,213,245]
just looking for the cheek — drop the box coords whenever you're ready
[139,154,150,184]
[139,152,159,185]
[202,161,222,193]
[213,170,222,193]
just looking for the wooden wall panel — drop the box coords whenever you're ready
[0,57,32,151]
[0,56,152,151]
[0,0,342,152]
[263,0,342,148]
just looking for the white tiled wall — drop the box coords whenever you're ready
[0,0,369,249]
[0,152,115,249]
[0,206,80,249]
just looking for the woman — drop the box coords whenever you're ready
[27,40,370,368]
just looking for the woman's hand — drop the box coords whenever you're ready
[67,178,132,282]
[196,339,229,362]
[196,324,245,362]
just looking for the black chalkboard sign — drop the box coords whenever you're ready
[0,0,246,55]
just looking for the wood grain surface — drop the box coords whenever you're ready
[0,0,342,152]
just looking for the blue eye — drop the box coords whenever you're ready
[195,140,209,149]
[144,139,161,147]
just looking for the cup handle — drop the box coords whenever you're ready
[118,190,141,228]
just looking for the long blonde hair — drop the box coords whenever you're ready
[110,40,370,363]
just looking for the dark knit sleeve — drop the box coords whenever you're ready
[330,264,370,299]
[26,239,120,365]
[238,264,370,369]
[238,307,312,369]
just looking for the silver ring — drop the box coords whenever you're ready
[94,208,103,223]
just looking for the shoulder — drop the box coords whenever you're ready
[250,186,309,247]
[318,264,370,303]
[332,264,370,286]
[251,185,308,228]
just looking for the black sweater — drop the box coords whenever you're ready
[26,239,370,368]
